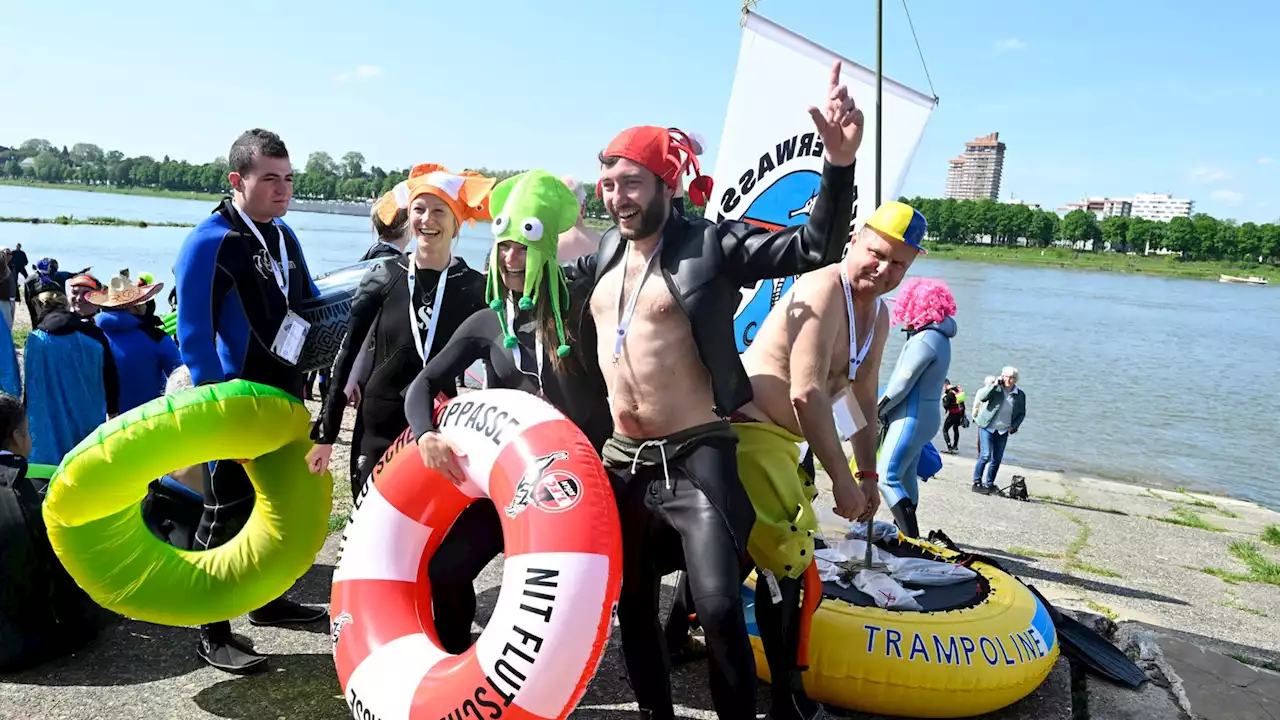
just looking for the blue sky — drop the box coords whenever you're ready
[1,0,1276,222]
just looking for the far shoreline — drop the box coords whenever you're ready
[5,179,1274,284]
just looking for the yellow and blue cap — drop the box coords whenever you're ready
[864,201,928,254]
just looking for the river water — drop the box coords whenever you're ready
[3,185,1277,509]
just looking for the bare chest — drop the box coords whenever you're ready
[591,255,680,328]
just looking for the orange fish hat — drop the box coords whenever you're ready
[597,126,714,206]
[404,164,497,230]
[373,163,441,225]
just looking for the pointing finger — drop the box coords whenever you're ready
[829,60,842,91]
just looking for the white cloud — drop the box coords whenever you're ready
[1188,166,1231,183]
[994,38,1027,52]
[1260,157,1275,165]
[1210,189,1245,207]
[334,65,383,84]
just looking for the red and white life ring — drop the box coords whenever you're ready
[330,389,623,720]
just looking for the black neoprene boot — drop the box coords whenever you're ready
[890,499,920,539]
[248,597,326,626]
[197,622,266,675]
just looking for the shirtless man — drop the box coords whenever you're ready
[556,175,601,261]
[567,61,863,719]
[731,200,927,719]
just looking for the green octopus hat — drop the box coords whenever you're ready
[485,169,582,357]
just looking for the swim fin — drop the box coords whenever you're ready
[1025,584,1147,689]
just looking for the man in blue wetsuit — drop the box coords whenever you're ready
[173,128,325,674]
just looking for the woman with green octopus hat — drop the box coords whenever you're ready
[403,169,611,653]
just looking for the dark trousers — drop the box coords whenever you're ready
[193,459,284,638]
[609,439,758,720]
[425,500,504,653]
[943,412,964,449]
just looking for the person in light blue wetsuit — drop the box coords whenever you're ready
[877,277,957,538]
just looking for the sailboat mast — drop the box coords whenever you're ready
[875,0,883,207]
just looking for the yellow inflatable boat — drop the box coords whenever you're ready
[744,534,1059,718]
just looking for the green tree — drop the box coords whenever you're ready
[1163,217,1196,257]
[1259,224,1280,262]
[19,138,55,156]
[69,142,104,165]
[341,152,365,179]
[32,151,64,182]
[1237,222,1262,261]
[1059,209,1100,249]
[1099,215,1131,252]
[305,151,338,176]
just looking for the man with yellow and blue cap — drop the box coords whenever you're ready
[674,199,927,720]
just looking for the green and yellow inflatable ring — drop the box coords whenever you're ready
[41,380,332,627]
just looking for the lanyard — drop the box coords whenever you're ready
[613,241,662,364]
[507,298,544,395]
[840,264,878,379]
[233,201,289,302]
[407,258,450,364]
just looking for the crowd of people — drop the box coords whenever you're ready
[0,59,1033,720]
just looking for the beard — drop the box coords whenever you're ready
[613,193,668,241]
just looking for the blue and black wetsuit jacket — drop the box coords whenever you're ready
[173,198,320,399]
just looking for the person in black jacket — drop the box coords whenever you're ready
[566,61,864,720]
[306,167,495,496]
[403,169,610,654]
[308,181,415,465]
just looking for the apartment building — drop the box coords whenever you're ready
[944,132,1006,201]
[1129,192,1194,222]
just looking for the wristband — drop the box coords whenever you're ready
[855,471,879,481]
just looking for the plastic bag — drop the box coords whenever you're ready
[853,570,924,610]
[885,556,977,586]
[844,519,900,544]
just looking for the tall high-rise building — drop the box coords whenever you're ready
[944,132,1007,201]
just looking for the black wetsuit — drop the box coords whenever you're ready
[402,294,609,654]
[318,256,485,498]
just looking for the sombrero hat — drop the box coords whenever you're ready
[86,274,164,309]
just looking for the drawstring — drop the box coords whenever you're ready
[629,439,672,492]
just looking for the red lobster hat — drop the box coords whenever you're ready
[597,126,714,207]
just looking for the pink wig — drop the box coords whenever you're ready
[891,277,956,328]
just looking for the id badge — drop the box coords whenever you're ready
[271,310,311,366]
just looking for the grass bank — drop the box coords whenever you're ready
[925,243,1280,282]
[0,179,223,202]
[0,214,193,229]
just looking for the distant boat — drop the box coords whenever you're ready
[1219,274,1269,285]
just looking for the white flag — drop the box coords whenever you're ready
[703,12,936,353]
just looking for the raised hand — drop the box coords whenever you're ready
[807,60,865,167]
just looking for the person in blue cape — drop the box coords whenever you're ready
[877,277,957,538]
[22,291,119,465]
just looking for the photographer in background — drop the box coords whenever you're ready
[971,367,1026,494]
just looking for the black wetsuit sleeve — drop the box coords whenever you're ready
[561,252,599,288]
[318,260,394,444]
[404,308,501,439]
[718,160,856,284]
